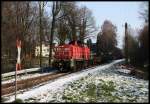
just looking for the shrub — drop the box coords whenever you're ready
[12,98,24,103]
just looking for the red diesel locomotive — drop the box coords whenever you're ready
[52,41,90,72]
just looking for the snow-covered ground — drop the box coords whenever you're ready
[2,59,149,103]
[2,69,57,84]
[2,68,40,78]
[2,73,51,84]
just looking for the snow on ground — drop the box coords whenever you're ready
[2,68,40,78]
[3,59,149,103]
[3,59,122,102]
[116,68,131,74]
[61,73,148,103]
[2,73,50,84]
[2,69,57,84]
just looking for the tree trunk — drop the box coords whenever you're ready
[49,2,59,67]
[39,2,42,67]
[49,14,55,67]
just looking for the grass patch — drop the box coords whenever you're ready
[1,97,8,103]
[12,98,24,103]
[61,78,120,103]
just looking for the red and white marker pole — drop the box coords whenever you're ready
[16,39,21,71]
[15,39,21,100]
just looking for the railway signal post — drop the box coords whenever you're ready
[15,39,21,101]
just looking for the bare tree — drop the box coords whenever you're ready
[138,24,149,65]
[38,2,47,67]
[78,6,97,44]
[57,18,68,45]
[2,2,37,59]
[54,2,97,44]
[58,2,79,41]
[49,1,61,66]
[2,1,38,72]
[139,2,148,23]
[125,28,139,65]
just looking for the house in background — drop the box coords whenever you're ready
[35,43,56,57]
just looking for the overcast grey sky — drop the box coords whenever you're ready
[46,1,146,49]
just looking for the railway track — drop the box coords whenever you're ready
[2,60,123,96]
[1,66,95,96]
[2,72,70,96]
[1,64,109,96]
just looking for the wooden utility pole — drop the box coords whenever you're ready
[125,22,128,64]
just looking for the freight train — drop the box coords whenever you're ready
[52,41,91,72]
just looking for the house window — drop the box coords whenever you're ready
[36,49,39,52]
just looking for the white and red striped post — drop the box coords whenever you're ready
[15,38,21,100]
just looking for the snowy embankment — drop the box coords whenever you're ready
[3,59,149,103]
[2,68,40,78]
[2,68,40,84]
[2,72,52,84]
[2,68,57,84]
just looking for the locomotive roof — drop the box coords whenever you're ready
[69,40,83,45]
